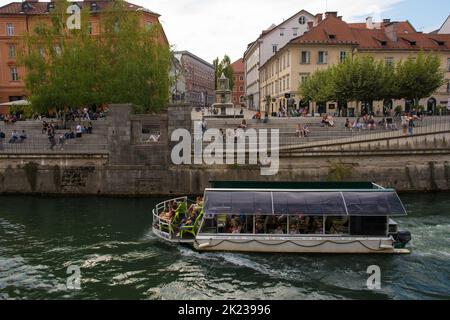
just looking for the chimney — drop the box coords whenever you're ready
[385,23,398,42]
[366,16,374,29]
[307,21,314,31]
[325,11,338,18]
[316,13,323,23]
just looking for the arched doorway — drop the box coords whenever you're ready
[383,99,393,116]
[405,99,414,113]
[427,98,436,115]
[317,102,326,115]
[338,101,348,117]
[361,101,373,116]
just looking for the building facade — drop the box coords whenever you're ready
[0,0,169,106]
[170,55,186,103]
[243,10,318,111]
[231,58,245,107]
[243,42,259,110]
[260,12,450,116]
[173,51,215,108]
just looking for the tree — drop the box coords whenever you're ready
[331,56,387,110]
[395,51,445,106]
[19,0,171,115]
[299,68,334,104]
[213,55,234,90]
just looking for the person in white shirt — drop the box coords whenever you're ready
[76,124,82,138]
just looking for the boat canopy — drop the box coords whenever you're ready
[203,189,407,217]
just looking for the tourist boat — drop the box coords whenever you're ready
[152,182,412,254]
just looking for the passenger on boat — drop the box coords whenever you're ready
[179,210,197,230]
[229,220,241,234]
[289,225,300,235]
[311,218,323,234]
[255,221,264,234]
[273,225,284,234]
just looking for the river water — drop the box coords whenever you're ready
[0,193,449,300]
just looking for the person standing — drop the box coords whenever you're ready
[408,117,415,136]
[76,123,82,138]
[48,127,56,150]
[0,128,5,150]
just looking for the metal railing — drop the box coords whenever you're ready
[0,141,108,154]
[152,197,188,238]
[193,116,450,150]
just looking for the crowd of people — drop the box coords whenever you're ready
[157,197,204,238]
[42,120,94,150]
[296,124,311,138]
[220,215,347,235]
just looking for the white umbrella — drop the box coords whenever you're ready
[0,100,30,106]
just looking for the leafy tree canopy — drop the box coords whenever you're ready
[19,0,171,114]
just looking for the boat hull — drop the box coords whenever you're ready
[193,235,409,254]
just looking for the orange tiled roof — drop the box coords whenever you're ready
[0,1,159,16]
[290,15,450,51]
[291,16,358,45]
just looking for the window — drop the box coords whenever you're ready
[8,45,16,58]
[318,51,328,64]
[293,28,298,37]
[300,73,310,84]
[272,45,278,53]
[280,28,285,36]
[287,77,290,89]
[88,22,93,34]
[448,58,450,72]
[39,48,45,58]
[299,16,306,25]
[240,75,244,81]
[447,82,450,93]
[6,23,14,36]
[10,67,19,81]
[287,52,290,67]
[145,22,153,31]
[339,51,347,63]
[240,86,244,92]
[385,57,394,66]
[300,51,310,64]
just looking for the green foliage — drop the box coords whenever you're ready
[329,56,392,104]
[213,55,235,90]
[299,52,444,109]
[395,51,445,104]
[9,104,34,119]
[18,0,170,114]
[299,69,334,103]
[327,162,353,182]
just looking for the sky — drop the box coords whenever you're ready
[1,0,449,63]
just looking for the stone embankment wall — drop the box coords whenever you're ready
[1,104,449,196]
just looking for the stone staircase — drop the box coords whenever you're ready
[0,119,110,153]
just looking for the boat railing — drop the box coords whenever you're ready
[152,196,192,239]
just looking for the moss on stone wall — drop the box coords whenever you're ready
[327,162,353,182]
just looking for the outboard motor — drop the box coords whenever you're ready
[393,230,412,249]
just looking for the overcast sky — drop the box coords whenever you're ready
[1,0,449,63]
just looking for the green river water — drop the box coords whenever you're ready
[0,193,449,300]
